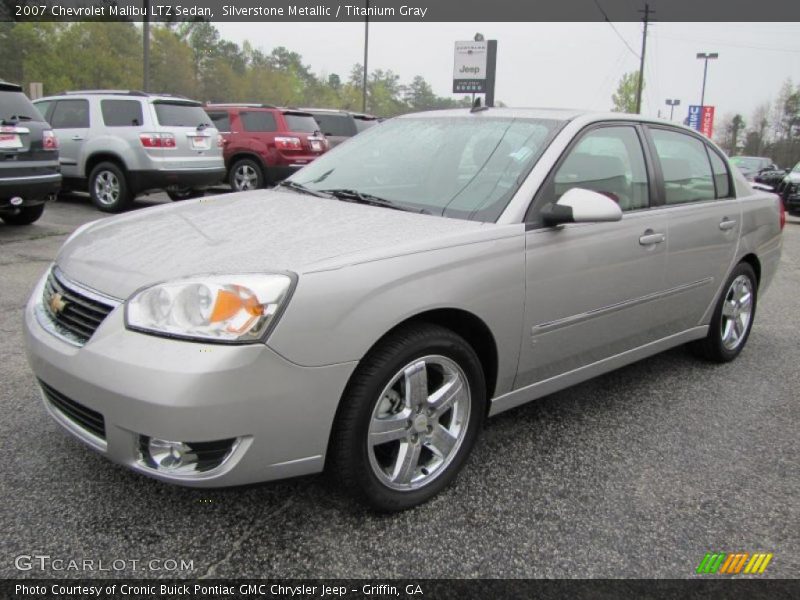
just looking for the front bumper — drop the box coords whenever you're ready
[23,270,356,487]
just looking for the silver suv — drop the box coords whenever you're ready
[34,91,225,212]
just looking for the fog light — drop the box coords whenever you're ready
[146,438,198,471]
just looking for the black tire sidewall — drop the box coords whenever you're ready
[708,263,758,362]
[89,162,130,212]
[229,159,264,191]
[336,325,486,511]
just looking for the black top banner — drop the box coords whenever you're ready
[3,0,800,22]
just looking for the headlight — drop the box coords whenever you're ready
[125,274,294,343]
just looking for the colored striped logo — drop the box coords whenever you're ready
[696,552,773,574]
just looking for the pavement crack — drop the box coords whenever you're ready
[199,496,295,579]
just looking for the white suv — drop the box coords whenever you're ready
[34,91,225,212]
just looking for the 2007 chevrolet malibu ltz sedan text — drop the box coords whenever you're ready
[24,108,784,510]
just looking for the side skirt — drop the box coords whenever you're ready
[489,326,708,417]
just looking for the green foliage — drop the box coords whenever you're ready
[2,22,475,117]
[611,71,640,114]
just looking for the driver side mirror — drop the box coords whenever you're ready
[541,187,623,226]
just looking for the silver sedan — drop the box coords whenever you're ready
[24,108,784,510]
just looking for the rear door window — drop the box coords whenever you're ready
[240,111,277,132]
[312,113,356,137]
[153,102,210,127]
[649,128,715,204]
[50,99,90,129]
[101,99,143,127]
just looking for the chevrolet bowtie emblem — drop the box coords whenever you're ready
[49,292,67,315]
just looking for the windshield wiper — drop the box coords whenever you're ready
[1,115,32,124]
[321,188,429,214]
[277,180,331,198]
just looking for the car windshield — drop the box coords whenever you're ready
[288,116,563,221]
[0,91,45,122]
[153,102,211,127]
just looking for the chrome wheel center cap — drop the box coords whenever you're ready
[412,414,429,433]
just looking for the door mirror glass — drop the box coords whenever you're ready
[542,187,623,225]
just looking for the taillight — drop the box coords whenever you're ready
[779,197,786,231]
[274,136,302,151]
[42,130,58,150]
[139,133,176,149]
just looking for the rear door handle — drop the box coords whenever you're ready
[639,230,666,245]
[70,135,84,141]
[719,218,737,231]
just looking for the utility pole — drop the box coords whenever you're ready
[635,3,651,115]
[362,0,369,113]
[142,0,150,92]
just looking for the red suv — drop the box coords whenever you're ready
[204,104,328,191]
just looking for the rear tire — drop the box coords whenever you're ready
[229,158,264,191]
[691,262,757,362]
[88,162,131,213]
[1,204,45,225]
[329,323,486,511]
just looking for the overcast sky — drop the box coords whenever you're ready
[216,22,800,123]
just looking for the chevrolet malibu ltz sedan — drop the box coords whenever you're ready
[24,108,784,511]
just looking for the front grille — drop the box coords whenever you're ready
[42,269,116,345]
[40,380,106,440]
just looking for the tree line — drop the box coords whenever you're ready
[612,70,800,168]
[0,21,473,116]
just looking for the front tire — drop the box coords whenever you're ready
[691,262,757,362]
[1,204,45,225]
[88,162,131,213]
[329,324,486,511]
[229,158,264,192]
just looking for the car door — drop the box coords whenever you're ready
[516,123,671,388]
[46,98,90,178]
[645,127,740,331]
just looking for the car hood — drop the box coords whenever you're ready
[56,190,488,299]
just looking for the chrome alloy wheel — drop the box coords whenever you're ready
[367,355,471,491]
[720,274,753,351]
[94,170,120,206]
[233,164,259,191]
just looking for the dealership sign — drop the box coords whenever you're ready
[688,105,715,138]
[453,41,488,93]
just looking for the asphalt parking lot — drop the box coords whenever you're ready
[1,193,798,579]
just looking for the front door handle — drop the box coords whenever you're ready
[639,229,666,246]
[719,218,737,231]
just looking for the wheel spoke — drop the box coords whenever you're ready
[722,320,734,344]
[427,424,457,459]
[738,292,752,309]
[391,441,421,484]
[404,361,428,410]
[427,377,464,420]
[369,411,410,446]
[722,301,736,318]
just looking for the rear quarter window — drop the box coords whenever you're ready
[101,99,143,127]
[283,113,319,133]
[707,149,732,198]
[240,111,277,132]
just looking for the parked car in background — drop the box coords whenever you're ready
[33,91,225,212]
[780,162,800,213]
[754,166,789,190]
[24,109,783,511]
[301,108,378,147]
[0,82,60,225]
[204,104,328,191]
[729,155,779,181]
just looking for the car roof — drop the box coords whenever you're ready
[0,82,24,92]
[36,91,202,104]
